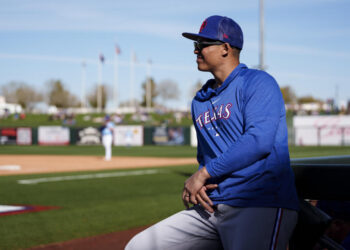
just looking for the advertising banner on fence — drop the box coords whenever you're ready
[16,127,32,145]
[114,125,143,146]
[294,115,350,145]
[0,128,17,145]
[77,127,101,145]
[152,127,184,145]
[38,126,70,145]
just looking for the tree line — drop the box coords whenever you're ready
[1,78,317,112]
[0,77,189,111]
[280,86,324,105]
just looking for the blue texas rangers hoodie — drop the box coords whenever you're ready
[191,63,299,211]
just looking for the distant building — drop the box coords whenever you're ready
[286,101,332,114]
[0,96,23,116]
[30,102,58,114]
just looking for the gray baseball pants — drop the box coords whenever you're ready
[125,204,297,250]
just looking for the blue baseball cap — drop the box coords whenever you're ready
[182,15,244,50]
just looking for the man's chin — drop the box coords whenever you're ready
[197,64,208,72]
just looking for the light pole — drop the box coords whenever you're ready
[146,59,152,109]
[81,61,86,108]
[259,0,266,71]
[97,53,104,112]
[114,45,120,110]
[130,50,136,107]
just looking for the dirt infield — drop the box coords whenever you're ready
[0,155,196,249]
[0,155,197,176]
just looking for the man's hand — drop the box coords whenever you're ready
[182,167,217,213]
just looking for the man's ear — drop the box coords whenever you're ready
[222,43,230,57]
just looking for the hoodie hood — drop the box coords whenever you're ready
[195,63,247,101]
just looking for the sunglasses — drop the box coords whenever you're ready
[194,40,224,51]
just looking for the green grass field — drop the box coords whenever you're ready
[0,145,197,157]
[0,145,350,249]
[0,112,194,128]
[0,166,192,249]
[1,145,350,158]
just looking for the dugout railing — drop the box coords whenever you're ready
[289,157,350,250]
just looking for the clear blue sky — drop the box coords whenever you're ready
[0,0,349,110]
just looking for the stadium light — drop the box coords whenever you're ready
[259,0,266,71]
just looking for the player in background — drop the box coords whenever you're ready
[126,15,299,250]
[101,115,115,161]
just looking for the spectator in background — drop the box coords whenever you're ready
[19,112,26,120]
[112,113,123,124]
[3,108,10,119]
[63,113,76,125]
[101,115,115,161]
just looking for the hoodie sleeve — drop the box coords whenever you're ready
[205,72,283,178]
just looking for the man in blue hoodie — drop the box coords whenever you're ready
[126,15,299,250]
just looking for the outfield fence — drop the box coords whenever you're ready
[293,115,350,146]
[3,116,350,147]
[0,126,191,146]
